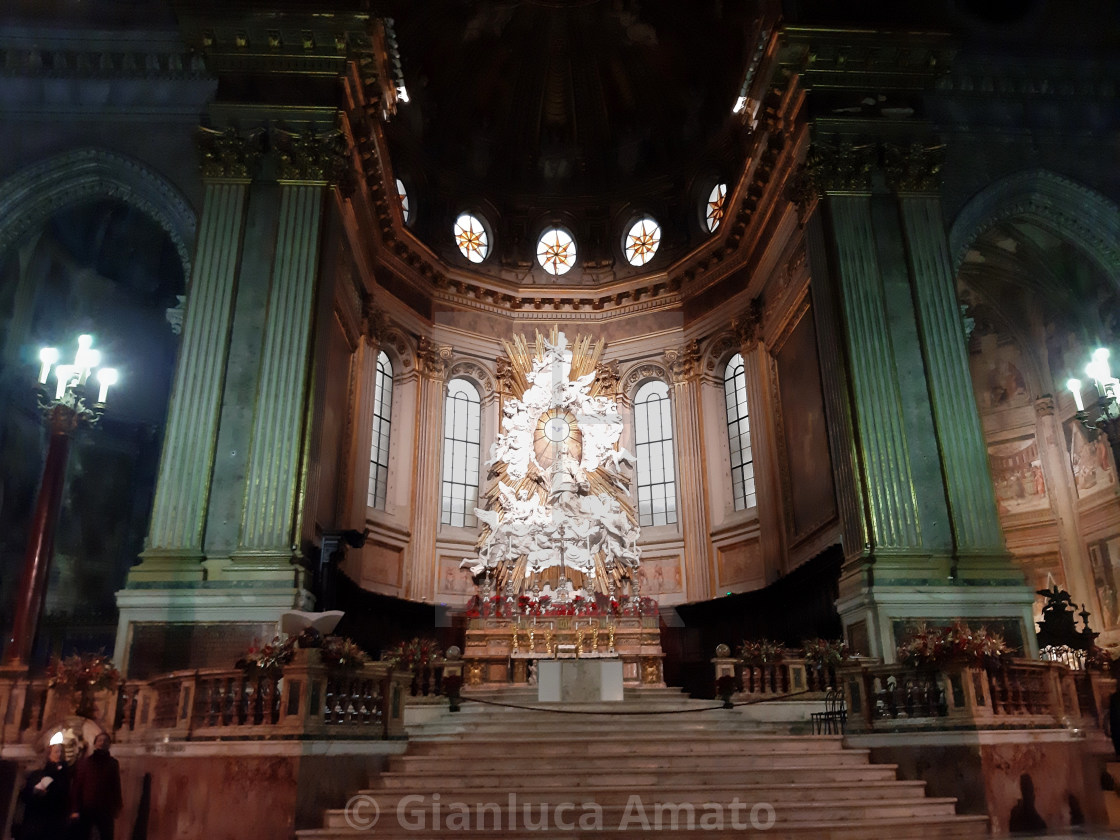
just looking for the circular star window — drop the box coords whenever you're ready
[536,227,576,276]
[705,183,727,233]
[396,179,411,224]
[453,212,490,263]
[623,216,661,267]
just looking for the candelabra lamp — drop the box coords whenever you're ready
[1067,346,1120,474]
[2,336,117,667]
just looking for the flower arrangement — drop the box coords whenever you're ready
[382,637,440,671]
[318,636,369,669]
[896,622,1011,670]
[1085,644,1116,673]
[236,635,296,675]
[739,639,785,666]
[466,593,655,618]
[801,639,850,669]
[47,653,121,718]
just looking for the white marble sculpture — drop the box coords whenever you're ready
[461,331,641,596]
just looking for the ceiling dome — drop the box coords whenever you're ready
[384,0,757,275]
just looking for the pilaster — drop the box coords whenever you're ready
[664,341,713,600]
[895,157,1006,558]
[346,300,387,529]
[739,338,785,583]
[404,337,451,601]
[130,132,255,583]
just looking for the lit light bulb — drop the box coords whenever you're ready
[96,367,118,404]
[38,347,59,384]
[1067,378,1084,412]
[1093,347,1112,382]
[53,365,74,400]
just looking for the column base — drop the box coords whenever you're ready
[127,549,206,584]
[113,583,314,677]
[837,552,1037,662]
[207,549,310,586]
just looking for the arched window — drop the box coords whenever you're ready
[368,351,393,510]
[441,379,481,527]
[634,380,677,527]
[724,353,755,510]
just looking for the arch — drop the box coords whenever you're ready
[949,169,1120,288]
[0,148,197,283]
[447,359,496,397]
[702,331,741,379]
[621,360,671,403]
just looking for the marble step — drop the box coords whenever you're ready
[374,762,889,791]
[404,734,846,756]
[328,780,931,812]
[302,814,990,840]
[388,750,868,773]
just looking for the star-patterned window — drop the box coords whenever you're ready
[536,227,576,276]
[705,183,727,233]
[623,217,661,267]
[453,213,490,263]
[396,178,410,224]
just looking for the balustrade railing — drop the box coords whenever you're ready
[0,648,413,746]
[839,658,1114,733]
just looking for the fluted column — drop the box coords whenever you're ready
[896,183,1004,553]
[404,337,451,600]
[1034,396,1099,619]
[132,132,254,582]
[234,181,325,565]
[828,194,921,550]
[665,341,713,600]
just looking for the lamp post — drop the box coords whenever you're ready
[2,336,117,667]
[1066,346,1120,474]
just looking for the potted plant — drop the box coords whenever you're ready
[318,636,369,669]
[47,653,121,720]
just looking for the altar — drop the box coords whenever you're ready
[538,658,623,702]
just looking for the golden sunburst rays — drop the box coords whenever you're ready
[500,327,604,394]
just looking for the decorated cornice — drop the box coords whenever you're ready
[0,45,208,78]
[447,360,495,395]
[417,336,453,380]
[594,360,621,399]
[197,126,263,180]
[622,361,671,397]
[274,127,349,185]
[779,28,956,93]
[664,340,702,384]
[883,142,944,194]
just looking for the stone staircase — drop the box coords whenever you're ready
[299,688,989,839]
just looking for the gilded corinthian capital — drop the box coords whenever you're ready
[806,139,874,194]
[883,142,945,194]
[417,336,453,380]
[664,340,701,383]
[273,127,350,184]
[197,126,264,180]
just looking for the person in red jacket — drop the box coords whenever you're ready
[69,732,122,840]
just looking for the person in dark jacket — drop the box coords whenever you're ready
[13,741,71,840]
[69,732,122,840]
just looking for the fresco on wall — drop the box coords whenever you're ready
[1064,420,1117,500]
[775,308,837,539]
[987,437,1048,515]
[1089,538,1120,629]
[970,332,1030,411]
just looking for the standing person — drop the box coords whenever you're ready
[13,741,71,840]
[70,732,122,840]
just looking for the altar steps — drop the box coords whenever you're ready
[298,692,989,840]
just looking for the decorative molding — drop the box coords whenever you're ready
[664,340,701,384]
[0,45,208,78]
[622,361,670,399]
[380,327,414,372]
[495,356,516,397]
[447,360,495,395]
[0,147,196,284]
[197,126,263,180]
[1034,395,1056,418]
[595,359,621,398]
[883,142,944,194]
[360,294,388,346]
[417,336,453,380]
[274,127,349,185]
[948,169,1120,284]
[731,297,765,350]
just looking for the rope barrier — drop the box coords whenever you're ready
[455,689,812,715]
